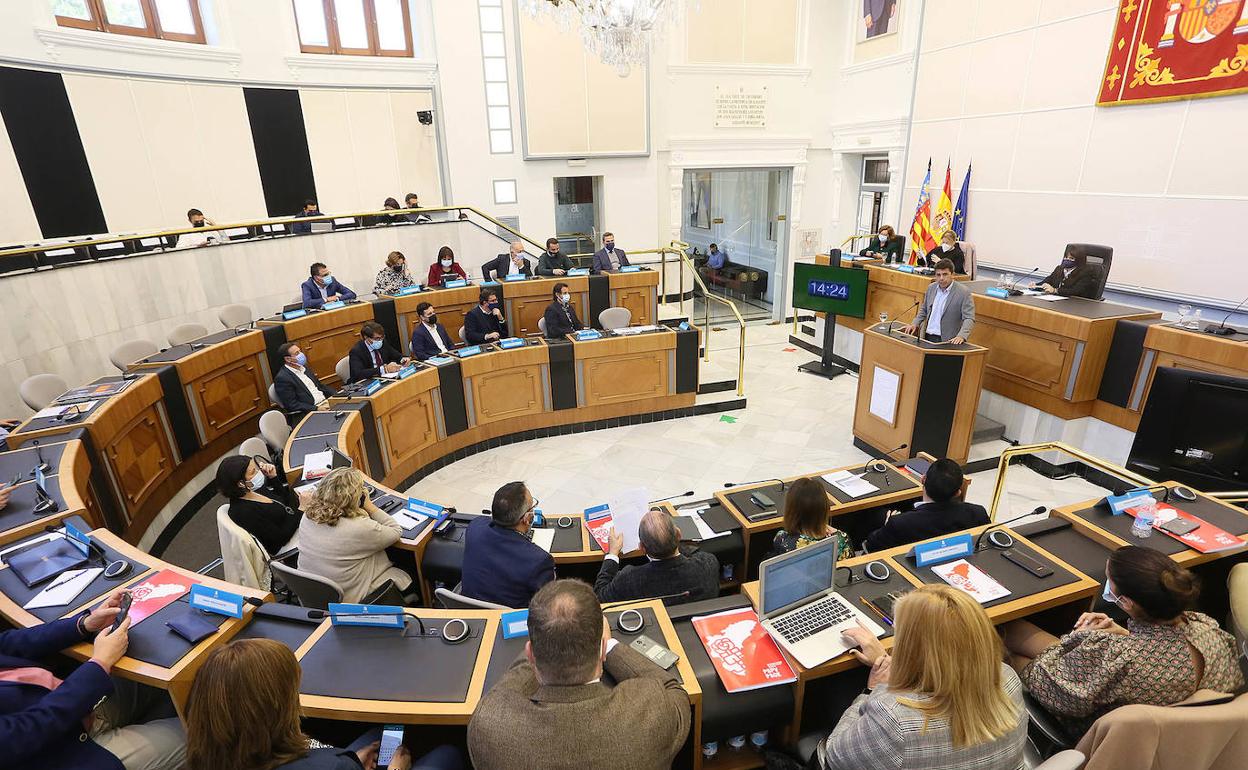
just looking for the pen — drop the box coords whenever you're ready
[42,569,84,592]
[860,596,894,626]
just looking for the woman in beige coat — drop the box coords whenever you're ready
[296,468,412,603]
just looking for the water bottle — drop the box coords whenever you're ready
[1131,497,1157,539]
[727,735,747,751]
[750,731,769,751]
[1190,309,1202,330]
[721,563,734,581]
[701,742,718,760]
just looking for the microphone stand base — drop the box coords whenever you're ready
[798,361,847,379]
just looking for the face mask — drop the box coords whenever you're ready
[1102,582,1118,605]
[392,264,404,273]
[1062,258,1076,269]
[441,259,452,268]
[320,274,333,285]
[424,314,437,325]
[560,293,571,304]
[192,220,204,228]
[488,300,499,309]
[247,470,266,491]
[941,243,953,252]
[367,339,383,351]
[605,243,614,251]
[879,233,889,241]
[292,352,308,367]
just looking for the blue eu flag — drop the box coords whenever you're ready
[952,163,971,240]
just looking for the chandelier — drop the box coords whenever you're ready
[518,0,687,77]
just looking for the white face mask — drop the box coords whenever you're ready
[441,259,452,268]
[560,293,571,304]
[879,233,889,241]
[941,242,953,252]
[247,469,266,491]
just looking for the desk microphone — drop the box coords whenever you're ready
[1204,294,1248,336]
[1093,483,1180,508]
[885,301,921,336]
[30,439,51,476]
[332,411,347,422]
[866,443,908,476]
[973,507,1047,551]
[724,478,786,491]
[650,490,694,505]
[43,524,132,578]
[1010,267,1042,295]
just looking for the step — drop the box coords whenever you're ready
[973,413,1006,444]
[695,382,746,415]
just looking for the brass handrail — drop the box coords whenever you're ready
[987,442,1156,522]
[1207,491,1248,503]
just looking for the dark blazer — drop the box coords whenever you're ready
[464,305,508,345]
[860,235,905,262]
[543,301,583,338]
[292,209,321,234]
[468,645,690,770]
[592,248,631,273]
[864,500,989,552]
[594,549,718,605]
[300,277,358,309]
[410,322,455,360]
[537,251,574,276]
[347,339,403,383]
[228,475,301,555]
[278,748,365,769]
[274,364,335,415]
[924,244,966,274]
[0,616,121,770]
[482,254,532,281]
[460,518,554,608]
[1038,264,1100,299]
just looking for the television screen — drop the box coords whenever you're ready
[1127,367,1248,491]
[791,262,869,319]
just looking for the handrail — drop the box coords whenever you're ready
[1206,491,1248,503]
[987,442,1156,522]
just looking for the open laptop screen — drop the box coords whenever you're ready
[760,536,837,618]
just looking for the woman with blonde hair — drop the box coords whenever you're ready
[816,584,1026,770]
[374,250,417,295]
[296,467,412,603]
[185,638,461,769]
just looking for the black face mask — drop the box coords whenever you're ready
[425,314,438,325]
[392,265,404,273]
[192,221,204,227]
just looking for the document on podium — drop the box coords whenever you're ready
[823,469,879,498]
[868,366,900,425]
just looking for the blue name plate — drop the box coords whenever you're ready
[574,330,602,341]
[407,498,444,519]
[620,265,642,273]
[504,274,528,282]
[328,603,406,629]
[321,300,346,310]
[584,503,611,522]
[498,337,525,349]
[912,533,974,567]
[897,265,916,273]
[458,345,483,357]
[678,321,691,331]
[444,279,468,289]
[480,280,500,287]
[63,520,92,556]
[363,379,383,395]
[395,285,421,296]
[567,268,590,276]
[985,287,1011,299]
[426,355,454,366]
[1106,489,1155,516]
[282,309,307,320]
[500,609,530,639]
[395,364,418,380]
[188,584,245,618]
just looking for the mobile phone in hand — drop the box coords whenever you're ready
[377,724,404,769]
[111,592,133,632]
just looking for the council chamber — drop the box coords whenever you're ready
[0,2,1246,770]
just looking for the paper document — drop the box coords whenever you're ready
[868,366,900,425]
[823,469,879,498]
[390,511,420,530]
[34,401,97,419]
[931,559,1010,603]
[1035,294,1068,302]
[301,450,332,481]
[1016,289,1042,296]
[24,568,103,609]
[613,325,660,336]
[529,528,556,553]
[606,488,650,552]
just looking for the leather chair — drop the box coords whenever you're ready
[218,303,252,329]
[1066,243,1113,300]
[269,553,403,610]
[259,409,290,450]
[458,325,467,344]
[19,373,67,411]
[599,306,632,330]
[238,436,269,459]
[436,585,508,610]
[334,355,351,384]
[109,339,159,371]
[537,317,547,336]
[1229,563,1248,680]
[267,383,281,409]
[168,322,208,346]
[958,240,978,279]
[215,503,282,591]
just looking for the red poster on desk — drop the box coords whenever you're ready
[692,607,796,693]
[1126,502,1244,554]
[125,569,196,625]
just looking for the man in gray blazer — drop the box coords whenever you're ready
[591,232,630,273]
[904,258,974,344]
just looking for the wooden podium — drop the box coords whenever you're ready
[852,322,987,465]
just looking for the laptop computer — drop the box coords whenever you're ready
[758,536,886,669]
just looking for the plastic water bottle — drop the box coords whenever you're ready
[1131,498,1157,539]
[701,742,718,760]
[750,731,769,751]
[728,735,747,751]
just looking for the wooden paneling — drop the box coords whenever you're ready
[261,304,374,389]
[380,392,439,471]
[192,356,266,442]
[613,286,653,326]
[974,319,1071,396]
[471,367,545,425]
[102,403,175,520]
[583,352,667,406]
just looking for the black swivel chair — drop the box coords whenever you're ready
[1066,243,1113,300]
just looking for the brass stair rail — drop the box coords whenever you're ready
[987,442,1156,522]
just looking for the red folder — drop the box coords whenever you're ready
[125,569,197,625]
[1126,502,1244,554]
[692,607,796,693]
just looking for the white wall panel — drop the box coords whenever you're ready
[1080,102,1185,195]
[301,89,359,213]
[972,0,1041,39]
[390,90,441,206]
[911,46,970,121]
[963,33,1031,116]
[183,84,265,223]
[1022,13,1114,109]
[1010,108,1093,191]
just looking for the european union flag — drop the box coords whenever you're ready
[952,163,971,240]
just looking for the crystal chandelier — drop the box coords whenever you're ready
[519,0,686,77]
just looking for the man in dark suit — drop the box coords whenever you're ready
[537,237,574,277]
[1035,245,1101,299]
[591,232,631,273]
[863,458,988,552]
[0,588,186,770]
[543,282,584,339]
[460,482,554,608]
[291,199,321,234]
[301,262,358,309]
[594,509,718,605]
[468,579,690,770]
[409,301,456,360]
[273,342,335,425]
[347,321,408,383]
[464,288,508,345]
[482,241,533,281]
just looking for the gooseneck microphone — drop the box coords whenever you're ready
[886,301,921,336]
[866,443,909,475]
[650,490,694,505]
[724,478,787,490]
[31,439,51,476]
[974,506,1047,551]
[1011,266,1042,294]
[1205,294,1248,336]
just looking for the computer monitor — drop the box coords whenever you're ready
[1127,367,1248,491]
[759,535,838,618]
[791,262,869,319]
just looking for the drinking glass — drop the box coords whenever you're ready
[1177,304,1191,327]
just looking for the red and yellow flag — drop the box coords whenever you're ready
[907,159,937,264]
[932,161,954,239]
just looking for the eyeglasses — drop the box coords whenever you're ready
[527,497,541,513]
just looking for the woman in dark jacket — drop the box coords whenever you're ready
[1034,245,1100,299]
[859,224,905,264]
[217,454,303,555]
[923,230,966,274]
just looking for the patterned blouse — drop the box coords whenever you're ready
[1021,611,1244,736]
[772,528,853,561]
[373,266,417,296]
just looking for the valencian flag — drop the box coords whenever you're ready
[952,162,971,240]
[931,161,954,239]
[907,159,936,264]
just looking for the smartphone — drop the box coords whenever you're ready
[377,724,404,770]
[1159,517,1199,536]
[111,591,133,632]
[1001,549,1054,578]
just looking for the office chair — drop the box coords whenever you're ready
[218,304,253,329]
[238,436,269,459]
[1066,243,1113,300]
[458,325,467,344]
[435,585,508,610]
[215,504,283,591]
[334,356,351,384]
[19,373,68,411]
[109,339,159,371]
[259,409,291,452]
[599,307,632,330]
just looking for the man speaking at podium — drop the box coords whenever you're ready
[903,258,974,344]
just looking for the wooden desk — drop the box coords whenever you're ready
[258,303,375,389]
[605,269,659,326]
[0,439,94,545]
[504,275,590,336]
[392,285,480,350]
[814,259,967,332]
